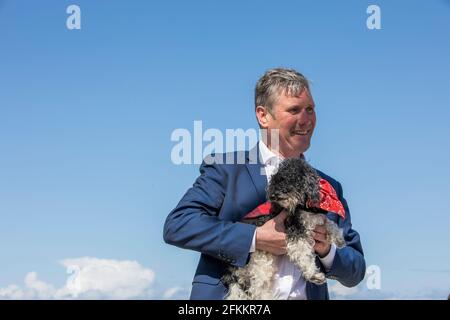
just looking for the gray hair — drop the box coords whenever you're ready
[255,68,310,114]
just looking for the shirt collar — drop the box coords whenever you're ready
[258,140,305,165]
[258,140,283,165]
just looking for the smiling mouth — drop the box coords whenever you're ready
[293,130,310,135]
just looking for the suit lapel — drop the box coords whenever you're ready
[245,144,267,205]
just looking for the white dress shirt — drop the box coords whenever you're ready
[249,140,336,300]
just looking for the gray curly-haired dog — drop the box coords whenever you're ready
[223,157,346,300]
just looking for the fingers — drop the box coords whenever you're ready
[314,241,331,258]
[256,217,287,255]
[274,210,287,222]
[314,225,327,234]
[273,242,288,255]
[273,211,287,232]
[312,231,327,243]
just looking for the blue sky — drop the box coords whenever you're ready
[0,0,449,299]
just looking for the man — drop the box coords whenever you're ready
[163,68,366,299]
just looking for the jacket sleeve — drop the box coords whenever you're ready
[163,158,256,268]
[325,182,366,287]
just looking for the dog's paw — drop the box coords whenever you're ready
[334,236,346,248]
[308,272,326,285]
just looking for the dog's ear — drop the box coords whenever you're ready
[299,159,321,204]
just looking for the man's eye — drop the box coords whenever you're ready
[289,108,299,114]
[306,106,314,114]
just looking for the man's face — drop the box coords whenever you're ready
[262,89,316,157]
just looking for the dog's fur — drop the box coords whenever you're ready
[223,158,346,300]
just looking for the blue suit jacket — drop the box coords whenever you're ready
[163,146,366,300]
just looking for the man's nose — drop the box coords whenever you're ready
[296,109,310,125]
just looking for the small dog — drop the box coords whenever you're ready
[223,157,346,300]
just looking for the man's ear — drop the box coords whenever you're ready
[256,106,270,128]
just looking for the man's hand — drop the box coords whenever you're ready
[313,216,331,258]
[255,210,287,255]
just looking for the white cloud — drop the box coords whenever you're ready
[163,286,190,299]
[0,272,57,300]
[328,280,449,300]
[24,272,56,299]
[0,257,156,300]
[4,259,444,300]
[55,257,155,299]
[0,284,26,299]
[329,281,359,297]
